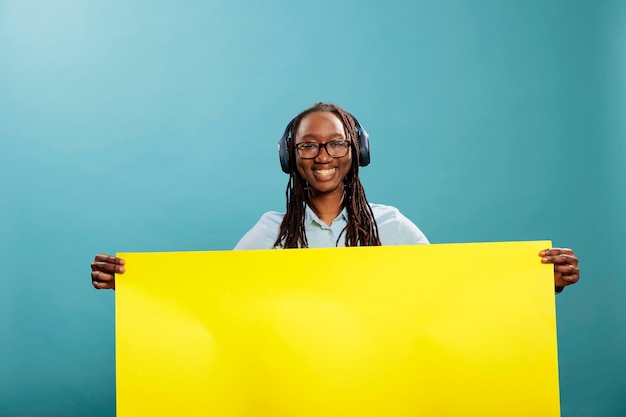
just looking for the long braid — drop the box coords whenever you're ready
[273,102,381,248]
[279,172,309,248]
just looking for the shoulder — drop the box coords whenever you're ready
[256,211,285,228]
[234,211,284,250]
[369,203,405,222]
[369,203,429,245]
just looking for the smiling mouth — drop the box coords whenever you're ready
[313,168,337,176]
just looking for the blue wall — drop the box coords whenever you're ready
[1,1,624,416]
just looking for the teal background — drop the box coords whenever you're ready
[1,1,624,416]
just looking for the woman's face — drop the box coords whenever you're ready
[294,111,352,197]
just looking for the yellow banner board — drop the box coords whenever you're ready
[116,241,559,417]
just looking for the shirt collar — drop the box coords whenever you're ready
[304,204,348,227]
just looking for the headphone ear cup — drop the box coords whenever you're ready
[278,135,289,174]
[278,119,295,174]
[349,114,370,167]
[357,125,370,167]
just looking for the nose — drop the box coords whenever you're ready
[315,143,333,162]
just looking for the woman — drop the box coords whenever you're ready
[91,102,580,290]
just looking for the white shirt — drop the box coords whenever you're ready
[234,203,429,249]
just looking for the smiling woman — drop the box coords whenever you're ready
[270,103,387,248]
[91,102,580,291]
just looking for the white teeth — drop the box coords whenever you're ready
[314,168,336,175]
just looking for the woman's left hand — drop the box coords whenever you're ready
[539,248,580,291]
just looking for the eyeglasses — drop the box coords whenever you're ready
[295,140,351,159]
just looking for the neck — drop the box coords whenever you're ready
[307,188,345,226]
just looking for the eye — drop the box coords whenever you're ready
[328,140,347,149]
[298,143,319,150]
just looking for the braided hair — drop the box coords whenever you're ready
[273,102,382,248]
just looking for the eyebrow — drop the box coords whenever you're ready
[298,133,345,141]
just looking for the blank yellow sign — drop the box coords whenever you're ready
[116,241,559,417]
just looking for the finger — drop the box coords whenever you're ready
[553,263,580,285]
[554,264,580,275]
[91,270,114,283]
[541,254,579,266]
[539,248,574,257]
[565,272,580,284]
[92,279,115,290]
[555,273,579,287]
[554,276,569,287]
[92,271,116,289]
[91,261,126,274]
[93,254,126,266]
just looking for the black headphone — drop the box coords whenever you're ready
[278,113,370,174]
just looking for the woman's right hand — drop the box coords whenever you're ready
[91,254,126,290]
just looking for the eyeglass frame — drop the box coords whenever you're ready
[294,140,353,159]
